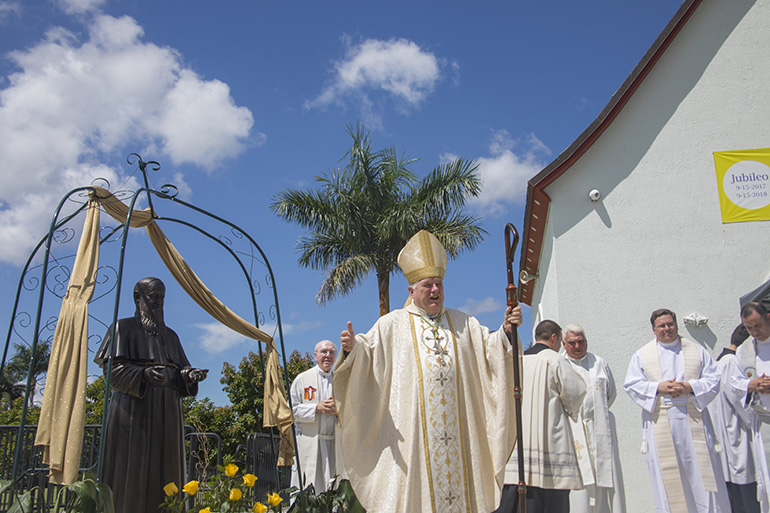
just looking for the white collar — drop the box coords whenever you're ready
[658,337,681,349]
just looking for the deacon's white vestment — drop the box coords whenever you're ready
[728,338,770,512]
[564,352,626,513]
[333,303,519,513]
[624,338,730,513]
[504,343,586,490]
[708,350,756,486]
[290,365,344,492]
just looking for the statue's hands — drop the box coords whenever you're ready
[144,366,168,385]
[188,368,209,384]
[340,321,356,353]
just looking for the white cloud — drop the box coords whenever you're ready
[574,95,596,112]
[460,296,502,316]
[261,320,322,336]
[0,1,21,23]
[155,70,254,169]
[196,323,249,354]
[57,0,106,15]
[0,13,254,265]
[467,129,551,216]
[306,37,449,120]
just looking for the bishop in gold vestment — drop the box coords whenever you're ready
[334,231,522,513]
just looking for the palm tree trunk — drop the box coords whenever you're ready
[377,271,390,317]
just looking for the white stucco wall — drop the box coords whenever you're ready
[529,0,770,510]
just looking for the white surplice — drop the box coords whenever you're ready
[624,338,730,513]
[333,303,519,513]
[504,343,586,490]
[728,338,770,512]
[565,352,627,513]
[290,365,344,492]
[708,351,756,486]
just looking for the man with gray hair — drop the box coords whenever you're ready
[561,324,626,513]
[290,340,344,493]
[336,230,523,513]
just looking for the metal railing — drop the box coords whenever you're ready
[237,433,290,500]
[0,425,288,512]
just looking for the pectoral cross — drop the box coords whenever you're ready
[432,338,449,366]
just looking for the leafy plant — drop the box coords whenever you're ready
[283,477,365,513]
[160,459,269,513]
[0,474,114,513]
[54,476,114,513]
[0,479,33,513]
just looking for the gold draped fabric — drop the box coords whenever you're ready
[35,187,295,484]
[34,199,101,484]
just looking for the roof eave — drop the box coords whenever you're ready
[517,0,704,304]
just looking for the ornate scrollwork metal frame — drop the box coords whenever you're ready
[1,154,289,490]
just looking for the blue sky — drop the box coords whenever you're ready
[0,0,683,405]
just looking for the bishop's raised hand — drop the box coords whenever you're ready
[341,321,356,353]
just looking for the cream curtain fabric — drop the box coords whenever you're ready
[34,198,101,484]
[35,187,295,484]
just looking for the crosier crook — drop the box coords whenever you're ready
[505,223,526,513]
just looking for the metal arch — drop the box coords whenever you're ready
[2,155,294,492]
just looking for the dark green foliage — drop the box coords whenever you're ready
[181,349,314,456]
[284,478,366,513]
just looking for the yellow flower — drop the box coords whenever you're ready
[267,492,283,506]
[200,509,211,513]
[182,480,199,495]
[229,488,242,501]
[242,474,257,488]
[163,482,178,496]
[253,503,267,513]
[224,463,239,477]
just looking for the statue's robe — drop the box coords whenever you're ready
[95,317,197,513]
[333,303,518,513]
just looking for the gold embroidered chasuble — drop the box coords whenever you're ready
[333,304,518,513]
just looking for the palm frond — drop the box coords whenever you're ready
[316,254,377,305]
[271,123,485,311]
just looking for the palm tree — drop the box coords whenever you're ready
[2,340,51,408]
[271,123,486,316]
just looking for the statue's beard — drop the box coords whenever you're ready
[136,301,166,336]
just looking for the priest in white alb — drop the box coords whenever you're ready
[290,340,344,493]
[333,230,523,513]
[561,324,626,513]
[727,302,770,512]
[624,308,730,513]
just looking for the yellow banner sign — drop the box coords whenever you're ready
[714,148,770,223]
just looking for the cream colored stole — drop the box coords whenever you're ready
[410,311,470,513]
[640,339,717,513]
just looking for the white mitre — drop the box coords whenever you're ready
[397,230,447,283]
